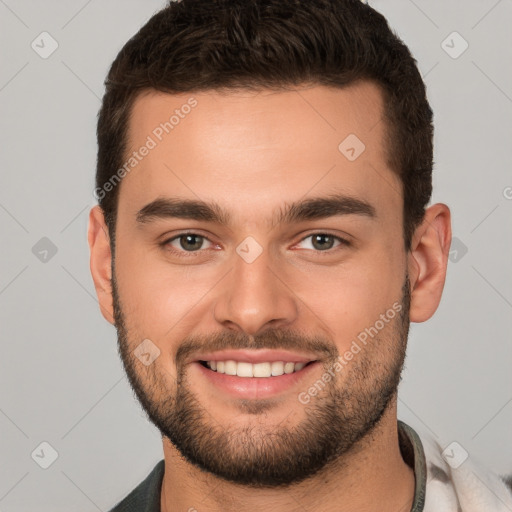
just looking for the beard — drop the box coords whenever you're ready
[112,270,411,488]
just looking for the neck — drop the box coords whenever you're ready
[160,399,415,512]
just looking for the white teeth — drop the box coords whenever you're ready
[284,362,295,374]
[224,360,237,375]
[253,362,272,377]
[236,362,253,377]
[205,360,310,377]
[271,361,284,376]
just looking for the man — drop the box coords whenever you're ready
[88,0,512,510]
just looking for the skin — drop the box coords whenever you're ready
[88,81,451,512]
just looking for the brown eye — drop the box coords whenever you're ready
[311,234,336,251]
[302,233,350,252]
[297,233,350,252]
[163,233,213,254]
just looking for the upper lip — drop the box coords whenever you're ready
[191,349,319,364]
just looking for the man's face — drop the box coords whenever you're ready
[110,82,410,486]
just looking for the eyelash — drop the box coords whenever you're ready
[160,231,351,258]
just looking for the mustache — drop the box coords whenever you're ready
[175,328,336,367]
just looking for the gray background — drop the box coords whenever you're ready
[0,1,511,511]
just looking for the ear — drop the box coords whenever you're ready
[407,203,452,323]
[88,205,115,325]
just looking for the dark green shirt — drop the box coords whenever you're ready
[108,420,427,511]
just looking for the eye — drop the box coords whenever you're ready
[160,231,351,259]
[295,233,350,252]
[162,233,213,255]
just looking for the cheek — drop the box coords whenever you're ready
[114,244,216,340]
[292,246,404,350]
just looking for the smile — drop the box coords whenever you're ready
[199,360,313,377]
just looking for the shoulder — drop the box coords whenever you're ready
[108,459,165,512]
[416,430,512,512]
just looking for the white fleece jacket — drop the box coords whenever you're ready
[400,421,512,512]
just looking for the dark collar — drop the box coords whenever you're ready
[398,420,427,512]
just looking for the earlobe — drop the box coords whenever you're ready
[88,205,115,325]
[408,203,452,323]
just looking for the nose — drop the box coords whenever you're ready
[213,242,299,335]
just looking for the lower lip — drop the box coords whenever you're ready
[193,361,321,400]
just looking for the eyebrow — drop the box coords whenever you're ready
[135,193,376,229]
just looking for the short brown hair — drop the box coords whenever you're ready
[96,0,433,251]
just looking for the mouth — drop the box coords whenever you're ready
[191,351,322,399]
[198,359,316,377]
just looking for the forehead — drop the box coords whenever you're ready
[118,82,401,227]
